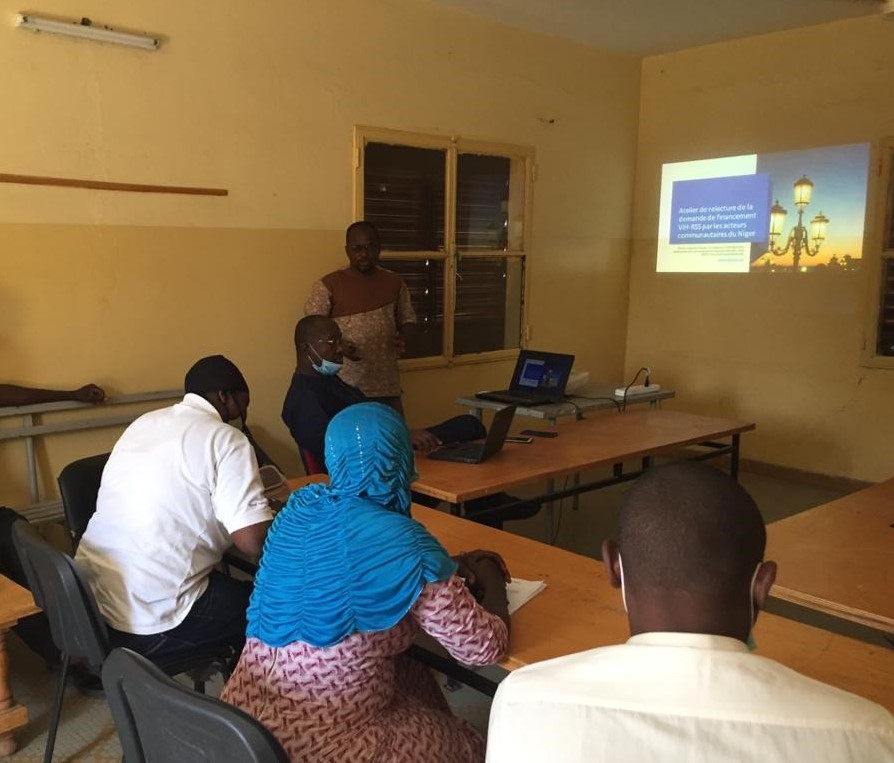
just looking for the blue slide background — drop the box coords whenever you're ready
[669,174,771,245]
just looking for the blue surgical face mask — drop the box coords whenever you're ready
[307,344,343,376]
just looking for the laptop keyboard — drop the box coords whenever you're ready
[476,391,557,404]
[430,443,485,462]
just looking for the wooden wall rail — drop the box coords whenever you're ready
[0,172,228,196]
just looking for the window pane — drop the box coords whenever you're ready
[877,258,894,356]
[886,149,894,251]
[454,256,523,355]
[384,258,445,358]
[457,153,510,251]
[364,143,445,252]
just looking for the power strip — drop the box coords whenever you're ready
[614,383,661,397]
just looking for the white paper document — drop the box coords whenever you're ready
[506,578,546,615]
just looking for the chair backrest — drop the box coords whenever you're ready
[58,452,110,545]
[12,520,109,671]
[103,648,289,763]
[242,424,282,472]
[299,447,326,476]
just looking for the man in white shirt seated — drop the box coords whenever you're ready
[487,462,894,762]
[76,355,272,660]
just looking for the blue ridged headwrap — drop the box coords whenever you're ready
[246,403,457,648]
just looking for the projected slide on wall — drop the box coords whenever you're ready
[656,143,870,273]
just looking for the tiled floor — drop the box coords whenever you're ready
[6,640,121,762]
[5,465,880,761]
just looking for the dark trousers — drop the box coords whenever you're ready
[106,571,252,661]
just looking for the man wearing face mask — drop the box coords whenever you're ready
[75,355,272,660]
[283,315,480,469]
[487,463,894,762]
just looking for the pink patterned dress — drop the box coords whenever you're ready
[221,575,508,762]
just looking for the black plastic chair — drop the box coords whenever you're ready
[103,647,288,763]
[11,521,231,763]
[57,452,110,547]
[242,424,283,472]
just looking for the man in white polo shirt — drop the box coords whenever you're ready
[487,463,894,762]
[76,355,272,660]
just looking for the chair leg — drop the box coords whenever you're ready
[224,648,240,679]
[44,653,70,763]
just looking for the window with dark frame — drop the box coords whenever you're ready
[358,132,529,361]
[877,259,894,356]
[876,144,894,357]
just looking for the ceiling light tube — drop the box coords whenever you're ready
[16,13,159,50]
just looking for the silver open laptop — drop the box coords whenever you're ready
[427,405,517,464]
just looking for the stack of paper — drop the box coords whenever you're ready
[506,578,547,615]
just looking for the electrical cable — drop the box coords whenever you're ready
[565,399,585,420]
[571,395,622,413]
[621,366,651,412]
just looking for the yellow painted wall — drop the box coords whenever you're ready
[0,0,640,506]
[627,16,894,482]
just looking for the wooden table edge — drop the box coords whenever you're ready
[0,604,41,627]
[413,419,757,504]
[770,585,894,633]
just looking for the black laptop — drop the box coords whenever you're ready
[428,405,517,464]
[476,350,575,406]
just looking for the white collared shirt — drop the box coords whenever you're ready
[487,632,894,762]
[76,394,272,634]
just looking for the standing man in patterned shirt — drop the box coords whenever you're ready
[304,221,416,413]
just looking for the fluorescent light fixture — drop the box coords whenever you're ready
[16,13,160,50]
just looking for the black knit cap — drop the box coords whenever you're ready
[184,355,248,394]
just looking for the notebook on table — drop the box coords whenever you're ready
[506,578,547,615]
[475,350,575,406]
[427,405,517,464]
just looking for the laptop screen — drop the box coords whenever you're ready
[510,351,575,395]
[481,404,517,460]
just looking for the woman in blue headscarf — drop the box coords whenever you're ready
[221,403,510,762]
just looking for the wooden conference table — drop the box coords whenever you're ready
[413,409,755,514]
[282,477,894,711]
[0,576,40,756]
[767,477,894,633]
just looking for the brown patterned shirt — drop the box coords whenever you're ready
[304,267,416,398]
